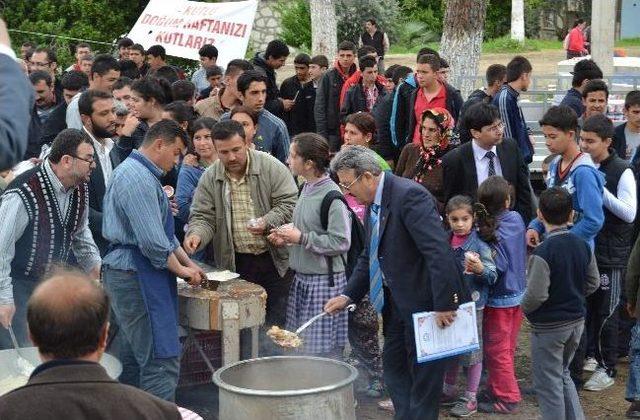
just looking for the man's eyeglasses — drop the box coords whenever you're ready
[486,122,504,133]
[30,61,52,67]
[73,155,96,165]
[338,174,362,191]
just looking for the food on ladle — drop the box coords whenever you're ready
[266,325,303,348]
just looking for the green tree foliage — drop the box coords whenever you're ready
[335,0,400,44]
[274,0,312,50]
[2,0,144,66]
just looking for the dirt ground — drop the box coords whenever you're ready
[354,320,631,419]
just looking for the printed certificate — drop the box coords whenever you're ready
[413,301,479,363]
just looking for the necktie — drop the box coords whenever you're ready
[485,151,496,177]
[369,203,384,313]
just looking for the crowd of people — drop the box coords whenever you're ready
[3,14,640,420]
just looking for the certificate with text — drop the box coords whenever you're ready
[413,301,479,363]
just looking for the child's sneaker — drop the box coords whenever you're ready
[440,392,458,407]
[450,398,478,417]
[583,357,598,372]
[584,367,615,391]
[478,400,519,414]
[377,398,394,412]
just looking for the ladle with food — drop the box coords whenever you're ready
[267,303,356,349]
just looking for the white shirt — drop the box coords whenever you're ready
[472,140,503,185]
[594,165,637,223]
[83,127,114,187]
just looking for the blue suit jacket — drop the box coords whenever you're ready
[344,173,464,319]
[0,54,34,170]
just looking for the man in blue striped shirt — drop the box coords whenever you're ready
[102,119,205,401]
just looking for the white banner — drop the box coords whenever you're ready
[127,0,258,68]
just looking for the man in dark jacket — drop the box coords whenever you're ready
[613,90,640,161]
[40,70,89,147]
[493,56,534,164]
[340,56,387,123]
[559,59,603,118]
[457,64,506,143]
[251,39,290,119]
[315,41,357,152]
[280,53,311,135]
[0,270,181,420]
[374,65,412,164]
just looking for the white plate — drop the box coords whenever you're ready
[206,270,240,282]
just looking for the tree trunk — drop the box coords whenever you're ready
[310,0,338,63]
[439,0,487,99]
[511,0,525,42]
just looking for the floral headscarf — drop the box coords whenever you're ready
[412,107,455,183]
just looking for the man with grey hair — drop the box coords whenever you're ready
[325,145,464,420]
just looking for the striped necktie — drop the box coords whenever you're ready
[485,150,496,177]
[369,203,384,313]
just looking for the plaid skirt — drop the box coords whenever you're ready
[286,272,348,354]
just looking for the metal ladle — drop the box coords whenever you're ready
[7,325,35,376]
[295,303,357,335]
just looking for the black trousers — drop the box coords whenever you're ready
[382,287,447,420]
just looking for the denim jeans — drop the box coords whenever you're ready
[626,321,640,401]
[0,278,37,349]
[102,266,180,401]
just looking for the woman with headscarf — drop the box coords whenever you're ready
[395,107,455,214]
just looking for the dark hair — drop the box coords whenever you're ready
[27,270,110,359]
[582,79,609,99]
[211,119,246,141]
[147,44,166,60]
[230,105,259,126]
[199,44,219,59]
[206,65,224,79]
[357,45,377,59]
[625,90,640,110]
[486,64,507,87]
[118,59,140,79]
[571,59,603,88]
[152,65,180,85]
[117,37,134,49]
[192,116,218,135]
[358,55,377,72]
[33,47,57,64]
[338,41,357,53]
[439,57,449,69]
[29,70,52,86]
[392,65,413,86]
[61,70,89,91]
[582,113,614,140]
[132,77,172,105]
[75,42,90,52]
[236,70,268,95]
[573,18,585,28]
[384,64,400,79]
[265,39,290,60]
[78,89,113,117]
[417,53,441,71]
[345,112,376,136]
[416,47,439,62]
[311,55,329,68]
[81,54,95,63]
[475,176,511,243]
[445,195,474,216]
[225,59,254,77]
[366,18,377,26]
[142,118,188,146]
[48,129,93,163]
[171,80,196,102]
[463,102,501,132]
[112,76,133,91]
[22,41,36,49]
[539,187,573,225]
[130,43,145,55]
[294,53,311,66]
[292,132,331,174]
[163,100,196,129]
[506,56,532,83]
[90,54,120,78]
[539,105,578,133]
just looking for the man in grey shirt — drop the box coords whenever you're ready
[0,129,101,348]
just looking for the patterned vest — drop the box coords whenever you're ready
[4,165,87,282]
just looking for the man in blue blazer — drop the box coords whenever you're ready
[325,146,464,420]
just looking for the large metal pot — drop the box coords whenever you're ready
[0,347,122,395]
[213,356,358,420]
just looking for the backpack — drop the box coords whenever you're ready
[319,190,366,287]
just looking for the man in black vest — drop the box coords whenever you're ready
[359,18,389,73]
[0,129,101,348]
[578,113,637,391]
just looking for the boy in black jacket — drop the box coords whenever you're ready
[523,187,600,420]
